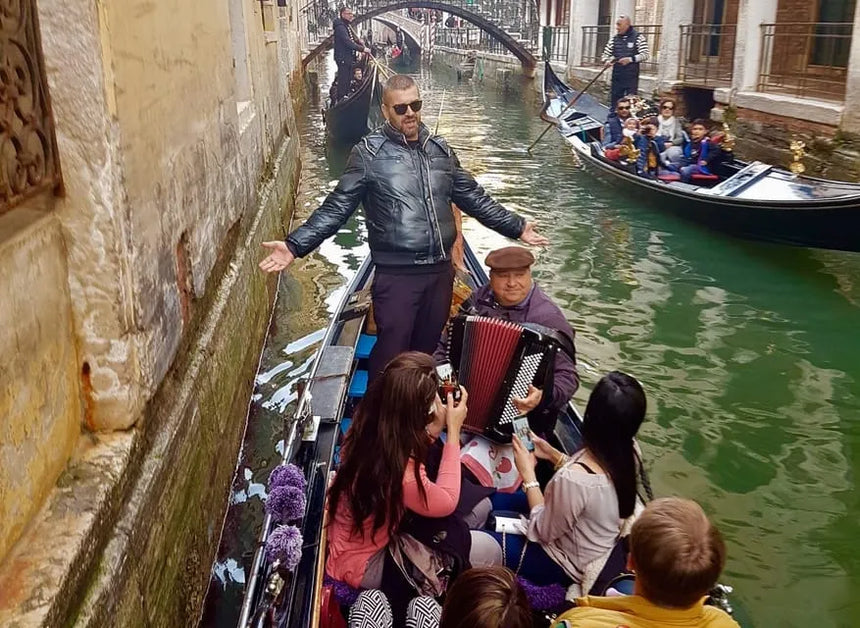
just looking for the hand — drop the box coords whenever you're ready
[699,160,707,166]
[604,58,615,68]
[618,57,633,66]
[519,222,549,246]
[444,386,468,436]
[665,141,673,147]
[363,47,371,54]
[531,432,562,464]
[512,385,542,415]
[512,435,537,482]
[259,241,295,273]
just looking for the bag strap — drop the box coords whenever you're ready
[574,461,596,474]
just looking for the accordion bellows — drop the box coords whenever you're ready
[447,315,557,442]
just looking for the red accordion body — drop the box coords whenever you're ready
[446,315,557,442]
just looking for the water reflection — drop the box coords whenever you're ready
[203,55,860,627]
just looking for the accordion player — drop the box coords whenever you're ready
[442,314,568,443]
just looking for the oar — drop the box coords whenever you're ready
[527,61,613,154]
[434,89,447,135]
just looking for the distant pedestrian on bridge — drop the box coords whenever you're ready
[259,74,549,380]
[601,15,650,109]
[333,6,370,101]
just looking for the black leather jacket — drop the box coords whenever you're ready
[287,123,525,266]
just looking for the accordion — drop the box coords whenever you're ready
[445,315,559,443]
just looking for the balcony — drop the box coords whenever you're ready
[543,25,569,63]
[678,23,736,88]
[758,22,851,102]
[580,25,661,75]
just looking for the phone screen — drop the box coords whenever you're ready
[512,416,534,451]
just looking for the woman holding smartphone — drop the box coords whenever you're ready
[504,371,648,592]
[326,352,501,591]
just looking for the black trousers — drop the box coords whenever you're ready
[368,264,455,380]
[610,76,638,109]
[335,58,353,101]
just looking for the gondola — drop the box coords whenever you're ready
[542,61,860,253]
[236,242,589,628]
[323,61,382,144]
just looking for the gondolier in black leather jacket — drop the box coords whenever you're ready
[260,74,549,379]
[333,7,370,101]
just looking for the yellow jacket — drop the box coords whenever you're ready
[554,595,740,628]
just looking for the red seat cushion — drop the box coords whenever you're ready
[604,148,621,161]
[691,173,719,181]
[658,173,681,181]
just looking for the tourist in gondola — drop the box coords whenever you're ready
[325,353,502,590]
[603,97,634,146]
[501,372,648,593]
[553,497,740,628]
[348,66,364,97]
[435,246,578,436]
[656,98,685,165]
[601,15,650,109]
[332,7,370,102]
[259,74,548,380]
[679,120,713,183]
[348,566,534,628]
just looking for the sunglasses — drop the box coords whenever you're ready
[391,100,423,115]
[617,106,630,111]
[662,105,674,110]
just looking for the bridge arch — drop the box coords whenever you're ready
[302,1,537,71]
[371,15,422,53]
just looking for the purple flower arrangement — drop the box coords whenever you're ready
[266,524,303,571]
[264,463,307,573]
[268,463,307,493]
[265,485,306,522]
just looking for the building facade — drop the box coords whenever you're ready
[0,0,303,625]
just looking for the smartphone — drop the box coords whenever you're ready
[512,416,534,451]
[435,362,461,404]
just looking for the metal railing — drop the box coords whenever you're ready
[758,22,851,101]
[678,23,736,87]
[542,25,568,63]
[435,26,516,56]
[580,25,661,74]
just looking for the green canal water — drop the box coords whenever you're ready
[201,58,860,627]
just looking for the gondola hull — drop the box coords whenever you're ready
[237,243,584,627]
[323,64,381,144]
[542,61,860,253]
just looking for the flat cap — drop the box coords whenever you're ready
[485,246,535,271]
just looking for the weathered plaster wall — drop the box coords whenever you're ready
[0,0,304,623]
[0,211,81,565]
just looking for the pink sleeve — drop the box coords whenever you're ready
[403,438,461,517]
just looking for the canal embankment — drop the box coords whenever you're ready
[0,2,305,626]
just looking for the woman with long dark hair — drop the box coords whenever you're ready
[507,371,647,591]
[326,352,500,589]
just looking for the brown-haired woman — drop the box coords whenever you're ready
[326,352,499,590]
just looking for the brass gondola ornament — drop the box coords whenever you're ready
[618,135,640,162]
[721,122,736,153]
[789,138,806,175]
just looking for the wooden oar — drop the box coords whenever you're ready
[527,61,613,154]
[434,89,446,135]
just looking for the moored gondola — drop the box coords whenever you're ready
[323,61,382,145]
[541,61,860,253]
[236,242,589,627]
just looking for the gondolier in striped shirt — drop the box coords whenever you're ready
[601,15,650,109]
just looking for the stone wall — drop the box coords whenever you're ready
[0,0,304,624]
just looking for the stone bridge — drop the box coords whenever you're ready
[301,0,539,72]
[371,12,423,53]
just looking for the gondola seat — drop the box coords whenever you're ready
[691,173,720,186]
[348,370,368,398]
[604,148,621,161]
[355,333,376,359]
[658,173,681,182]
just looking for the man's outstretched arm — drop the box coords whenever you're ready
[450,152,549,246]
[260,146,368,273]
